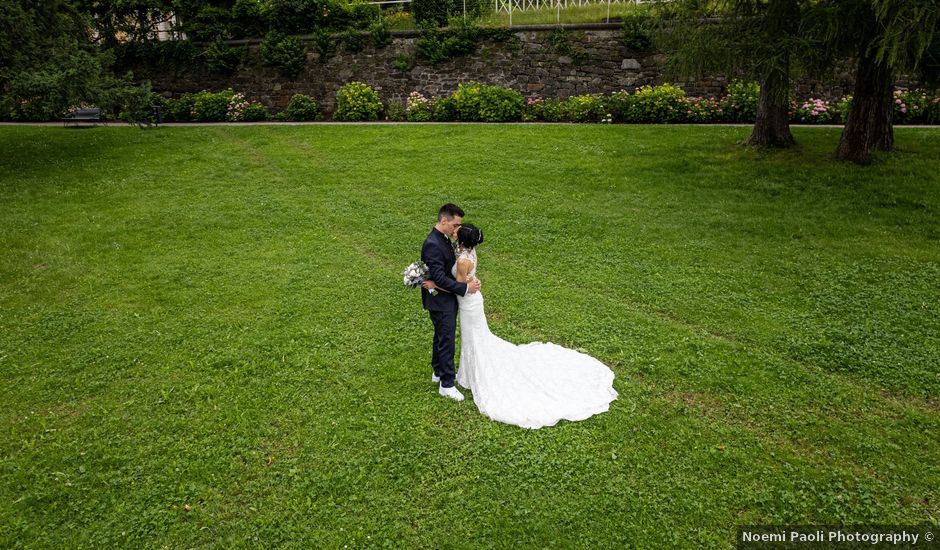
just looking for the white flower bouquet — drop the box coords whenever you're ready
[403,260,437,295]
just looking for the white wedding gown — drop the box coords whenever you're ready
[454,249,618,429]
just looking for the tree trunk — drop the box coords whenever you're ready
[745,67,795,147]
[836,51,894,164]
[744,0,798,147]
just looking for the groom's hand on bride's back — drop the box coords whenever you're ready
[467,279,481,294]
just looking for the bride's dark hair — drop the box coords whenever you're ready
[457,224,484,249]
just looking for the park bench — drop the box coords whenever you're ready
[63,108,102,127]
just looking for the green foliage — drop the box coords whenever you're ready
[566,94,606,122]
[431,95,458,120]
[412,0,488,26]
[415,20,481,64]
[161,93,196,122]
[386,101,407,121]
[340,30,369,53]
[603,90,632,123]
[191,89,235,122]
[621,14,654,51]
[683,95,723,123]
[0,0,152,121]
[183,5,232,41]
[260,31,307,78]
[393,52,413,72]
[311,29,337,61]
[521,97,568,122]
[368,20,392,49]
[448,81,523,122]
[201,38,243,73]
[333,81,383,121]
[479,84,524,122]
[112,40,200,72]
[626,83,687,123]
[241,101,270,122]
[231,0,269,39]
[346,0,382,29]
[547,29,588,63]
[719,80,760,122]
[285,93,321,121]
[264,0,320,34]
[113,84,159,126]
[264,0,362,34]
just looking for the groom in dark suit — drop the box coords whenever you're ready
[421,203,481,401]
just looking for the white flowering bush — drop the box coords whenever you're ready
[406,91,431,122]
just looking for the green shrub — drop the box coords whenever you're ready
[334,82,383,121]
[241,102,270,122]
[264,0,346,33]
[311,29,337,61]
[387,102,407,121]
[393,52,413,72]
[231,0,268,38]
[347,0,382,29]
[547,29,587,63]
[627,84,686,123]
[183,5,232,41]
[369,20,392,48]
[260,31,307,78]
[566,94,605,123]
[541,98,568,122]
[431,96,458,121]
[201,38,243,73]
[415,20,480,64]
[412,0,487,27]
[521,96,566,122]
[448,82,523,122]
[192,89,235,122]
[479,85,524,122]
[684,96,722,123]
[285,94,321,121]
[720,80,759,122]
[340,30,369,53]
[621,15,654,51]
[836,95,852,123]
[162,93,196,122]
[604,90,632,122]
[450,81,484,121]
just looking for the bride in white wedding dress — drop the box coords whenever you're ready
[426,224,618,429]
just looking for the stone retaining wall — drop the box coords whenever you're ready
[130,25,872,114]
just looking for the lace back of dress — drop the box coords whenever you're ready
[457,248,477,280]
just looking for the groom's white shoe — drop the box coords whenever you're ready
[439,385,464,401]
[431,373,440,383]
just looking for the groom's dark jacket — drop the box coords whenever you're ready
[421,228,468,312]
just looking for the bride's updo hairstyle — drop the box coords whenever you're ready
[457,224,484,249]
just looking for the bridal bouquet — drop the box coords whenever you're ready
[403,261,437,296]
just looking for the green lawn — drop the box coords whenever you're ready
[0,125,938,548]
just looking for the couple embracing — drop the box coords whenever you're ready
[420,204,618,430]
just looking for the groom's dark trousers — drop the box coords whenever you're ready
[421,228,468,389]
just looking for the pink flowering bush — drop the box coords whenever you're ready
[685,96,723,123]
[790,98,838,124]
[892,89,940,124]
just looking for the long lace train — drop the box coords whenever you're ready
[456,291,618,429]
